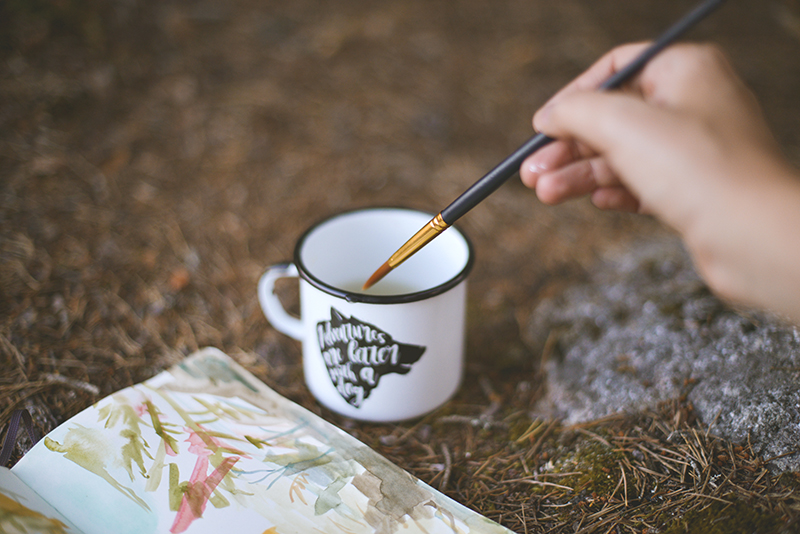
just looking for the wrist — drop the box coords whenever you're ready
[685,162,800,323]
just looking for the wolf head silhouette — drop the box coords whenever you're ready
[316,308,426,407]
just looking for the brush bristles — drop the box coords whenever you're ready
[362,262,392,290]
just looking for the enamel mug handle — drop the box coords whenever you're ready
[258,263,303,340]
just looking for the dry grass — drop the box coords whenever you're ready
[3,328,799,533]
[349,391,800,533]
[2,1,800,532]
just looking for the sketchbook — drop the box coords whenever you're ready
[0,347,512,534]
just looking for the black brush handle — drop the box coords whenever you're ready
[441,0,727,225]
[441,131,554,224]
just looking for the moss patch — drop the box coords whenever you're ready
[662,501,783,534]
[550,434,626,496]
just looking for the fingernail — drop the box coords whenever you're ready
[526,161,546,177]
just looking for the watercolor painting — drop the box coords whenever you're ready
[7,348,513,534]
[0,465,81,534]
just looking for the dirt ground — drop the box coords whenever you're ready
[2,0,800,532]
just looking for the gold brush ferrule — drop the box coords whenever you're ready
[387,213,450,268]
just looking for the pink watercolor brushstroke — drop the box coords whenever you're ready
[170,426,250,533]
[170,455,239,533]
[185,427,249,458]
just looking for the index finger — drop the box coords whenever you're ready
[535,42,652,115]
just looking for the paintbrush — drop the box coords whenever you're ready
[364,0,728,290]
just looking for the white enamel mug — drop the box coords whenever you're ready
[258,207,474,422]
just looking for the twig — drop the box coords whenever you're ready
[42,373,100,395]
[478,376,501,419]
[576,428,611,448]
[440,443,452,492]
[521,504,529,534]
[763,449,800,463]
[620,461,629,507]
[505,479,574,491]
[685,492,733,505]
[437,414,506,430]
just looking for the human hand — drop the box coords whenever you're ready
[521,43,782,221]
[520,42,800,324]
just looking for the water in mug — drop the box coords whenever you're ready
[338,280,421,296]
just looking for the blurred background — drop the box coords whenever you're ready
[1,0,800,528]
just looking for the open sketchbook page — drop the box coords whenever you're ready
[10,347,513,534]
[0,466,83,534]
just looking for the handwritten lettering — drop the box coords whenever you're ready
[316,308,426,407]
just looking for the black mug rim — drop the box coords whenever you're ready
[293,207,475,304]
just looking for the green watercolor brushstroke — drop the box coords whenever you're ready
[191,396,261,421]
[44,432,150,512]
[168,463,182,512]
[244,435,269,449]
[145,400,180,455]
[98,400,143,431]
[144,436,168,493]
[0,492,71,534]
[262,442,335,476]
[209,489,229,509]
[313,476,348,516]
[119,428,152,482]
[178,356,258,393]
[97,397,155,483]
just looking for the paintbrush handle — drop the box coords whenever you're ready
[600,0,727,91]
[440,0,727,226]
[441,132,553,224]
